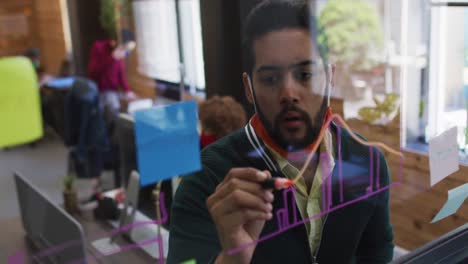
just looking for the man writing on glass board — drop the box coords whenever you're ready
[168,1,394,263]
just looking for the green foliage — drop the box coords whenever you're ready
[63,174,76,191]
[358,93,399,124]
[100,0,117,39]
[373,93,398,116]
[319,0,384,71]
[99,0,130,39]
[358,107,381,123]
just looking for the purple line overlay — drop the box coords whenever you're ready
[327,155,332,209]
[7,251,25,264]
[337,126,343,203]
[276,187,298,230]
[321,159,327,211]
[227,182,402,255]
[227,125,405,256]
[369,147,374,193]
[8,192,168,264]
[320,152,332,211]
[376,148,381,190]
[36,240,82,258]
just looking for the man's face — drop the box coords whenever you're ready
[244,29,332,151]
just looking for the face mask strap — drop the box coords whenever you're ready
[247,75,258,113]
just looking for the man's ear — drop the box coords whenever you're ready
[243,72,254,105]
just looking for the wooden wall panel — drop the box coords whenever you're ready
[0,0,37,57]
[0,0,67,75]
[33,0,67,74]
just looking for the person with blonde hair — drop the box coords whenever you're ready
[198,96,247,148]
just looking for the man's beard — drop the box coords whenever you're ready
[256,96,328,152]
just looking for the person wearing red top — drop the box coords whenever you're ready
[87,35,136,122]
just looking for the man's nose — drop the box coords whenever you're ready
[279,73,300,105]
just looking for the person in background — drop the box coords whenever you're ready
[24,48,54,86]
[87,29,137,123]
[58,54,74,77]
[198,96,247,148]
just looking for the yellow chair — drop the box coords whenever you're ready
[0,57,43,148]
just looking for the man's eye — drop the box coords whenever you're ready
[296,71,313,82]
[261,75,279,85]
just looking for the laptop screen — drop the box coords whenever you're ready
[393,223,468,264]
[14,173,88,264]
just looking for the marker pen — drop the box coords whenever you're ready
[261,177,294,190]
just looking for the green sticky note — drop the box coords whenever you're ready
[431,183,468,223]
[180,259,196,264]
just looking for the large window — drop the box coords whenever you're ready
[425,1,468,154]
[316,0,406,121]
[403,1,468,162]
[133,0,205,91]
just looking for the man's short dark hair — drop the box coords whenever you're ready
[242,0,329,76]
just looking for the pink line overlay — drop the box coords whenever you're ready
[9,192,168,264]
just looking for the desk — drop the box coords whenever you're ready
[41,82,156,141]
[1,216,155,263]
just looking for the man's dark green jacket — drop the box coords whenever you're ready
[168,124,394,264]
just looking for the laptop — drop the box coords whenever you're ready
[392,223,468,264]
[14,172,89,264]
[102,170,169,260]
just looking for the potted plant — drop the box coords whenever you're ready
[318,0,385,100]
[63,174,80,215]
[358,93,399,125]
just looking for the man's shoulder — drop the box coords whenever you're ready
[337,125,385,157]
[177,128,251,194]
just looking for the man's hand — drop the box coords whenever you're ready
[206,168,274,264]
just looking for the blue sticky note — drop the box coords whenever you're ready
[134,100,201,186]
[45,77,76,89]
[431,183,468,223]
